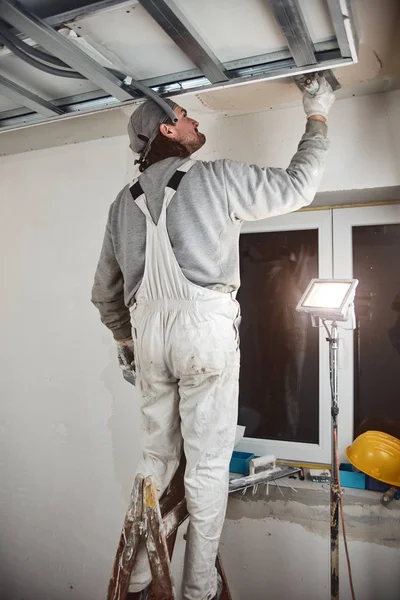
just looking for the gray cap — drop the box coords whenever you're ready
[127,98,178,155]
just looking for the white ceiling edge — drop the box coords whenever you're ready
[179,37,398,116]
[0,102,130,156]
[309,186,400,209]
[1,85,399,159]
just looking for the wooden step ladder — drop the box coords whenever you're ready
[107,457,232,600]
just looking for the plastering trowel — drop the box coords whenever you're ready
[228,454,300,494]
[293,69,341,94]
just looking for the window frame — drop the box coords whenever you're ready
[333,204,400,460]
[236,209,333,464]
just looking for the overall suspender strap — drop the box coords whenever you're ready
[129,159,195,203]
[129,180,144,202]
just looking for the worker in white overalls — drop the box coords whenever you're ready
[92,78,335,600]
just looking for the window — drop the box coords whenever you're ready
[353,224,400,435]
[334,205,400,459]
[236,210,332,463]
[237,229,319,444]
[236,205,400,463]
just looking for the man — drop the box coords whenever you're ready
[92,78,335,599]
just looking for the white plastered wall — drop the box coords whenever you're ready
[0,135,143,600]
[221,489,400,600]
[0,90,400,600]
[197,90,400,190]
[385,89,400,176]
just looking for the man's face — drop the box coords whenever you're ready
[160,105,206,154]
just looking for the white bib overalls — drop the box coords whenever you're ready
[128,161,240,600]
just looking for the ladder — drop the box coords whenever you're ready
[107,457,232,600]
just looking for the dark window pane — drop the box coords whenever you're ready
[353,224,400,437]
[237,230,319,443]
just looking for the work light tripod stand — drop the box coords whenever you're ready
[296,278,359,600]
[323,320,340,600]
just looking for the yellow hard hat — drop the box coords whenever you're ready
[346,431,400,487]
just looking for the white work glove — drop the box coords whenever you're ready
[302,76,335,119]
[117,338,136,386]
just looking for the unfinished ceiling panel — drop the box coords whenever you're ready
[0,84,22,110]
[0,0,358,131]
[0,51,98,97]
[171,0,288,63]
[67,2,197,80]
[298,0,335,43]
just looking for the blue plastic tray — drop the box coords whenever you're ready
[339,463,366,489]
[230,451,255,475]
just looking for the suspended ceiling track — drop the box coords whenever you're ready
[268,0,317,67]
[0,72,63,115]
[137,0,229,84]
[0,0,358,132]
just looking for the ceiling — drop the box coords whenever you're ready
[0,0,362,131]
[0,0,398,145]
[195,0,400,116]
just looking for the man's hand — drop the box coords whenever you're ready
[303,76,335,120]
[117,338,136,386]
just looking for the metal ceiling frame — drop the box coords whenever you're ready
[268,0,317,67]
[0,72,62,115]
[326,0,358,61]
[0,0,359,132]
[0,0,136,101]
[137,0,229,84]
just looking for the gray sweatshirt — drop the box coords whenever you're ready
[92,119,329,340]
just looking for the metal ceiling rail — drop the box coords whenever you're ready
[326,0,358,61]
[0,52,353,132]
[0,0,135,101]
[140,39,339,88]
[268,0,317,67]
[45,0,135,26]
[152,53,351,96]
[137,0,229,84]
[0,40,340,125]
[0,0,359,132]
[0,93,120,130]
[0,73,63,116]
[0,88,113,120]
